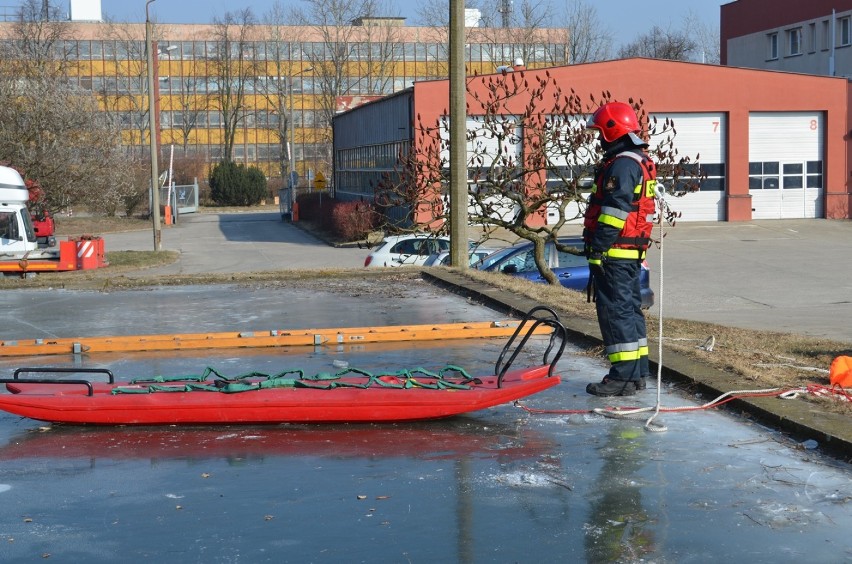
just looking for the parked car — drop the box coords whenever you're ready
[423,247,502,267]
[364,234,451,268]
[477,236,655,309]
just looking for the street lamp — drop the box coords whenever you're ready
[145,0,161,251]
[288,66,313,192]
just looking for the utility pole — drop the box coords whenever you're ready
[146,0,162,250]
[449,0,468,268]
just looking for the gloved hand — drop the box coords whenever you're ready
[586,252,605,303]
[587,250,605,279]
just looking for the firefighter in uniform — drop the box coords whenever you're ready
[583,102,657,397]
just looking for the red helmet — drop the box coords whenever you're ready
[586,102,640,143]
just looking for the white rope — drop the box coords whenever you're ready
[640,188,668,432]
[593,386,789,422]
[589,186,813,431]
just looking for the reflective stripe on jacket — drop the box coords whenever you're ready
[583,150,657,260]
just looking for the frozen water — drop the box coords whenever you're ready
[0,285,849,562]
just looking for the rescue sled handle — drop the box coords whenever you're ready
[494,306,567,386]
[1,367,116,397]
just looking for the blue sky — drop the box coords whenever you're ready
[98,0,723,38]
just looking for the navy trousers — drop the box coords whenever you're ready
[592,259,645,383]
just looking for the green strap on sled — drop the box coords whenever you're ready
[112,364,475,395]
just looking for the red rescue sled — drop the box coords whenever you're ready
[0,307,567,426]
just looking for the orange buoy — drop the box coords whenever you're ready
[829,355,852,387]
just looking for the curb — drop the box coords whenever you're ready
[289,220,365,249]
[422,269,852,462]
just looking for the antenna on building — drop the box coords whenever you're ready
[497,0,513,28]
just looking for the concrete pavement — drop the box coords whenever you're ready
[101,211,367,275]
[643,218,852,343]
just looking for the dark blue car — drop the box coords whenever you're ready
[477,237,655,309]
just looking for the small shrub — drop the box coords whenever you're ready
[294,194,377,241]
[330,200,378,241]
[209,160,267,206]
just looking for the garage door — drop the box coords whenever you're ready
[749,112,824,220]
[649,113,727,222]
[539,115,591,225]
[440,115,524,223]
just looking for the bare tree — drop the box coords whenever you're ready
[0,0,136,215]
[617,25,698,61]
[7,0,74,77]
[377,72,696,283]
[261,3,293,172]
[289,0,402,174]
[166,59,212,155]
[209,8,262,162]
[0,64,134,215]
[412,0,456,79]
[417,0,567,74]
[351,18,404,96]
[95,21,152,159]
[563,0,612,63]
[684,10,720,64]
[259,2,303,179]
[477,0,561,66]
[414,0,468,28]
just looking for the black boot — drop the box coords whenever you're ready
[636,376,648,390]
[586,377,636,397]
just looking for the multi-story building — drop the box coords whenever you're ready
[0,8,568,187]
[333,1,852,225]
[335,56,851,223]
[721,0,852,78]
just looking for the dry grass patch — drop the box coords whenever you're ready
[448,267,852,415]
[54,216,150,237]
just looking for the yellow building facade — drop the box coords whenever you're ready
[0,19,568,185]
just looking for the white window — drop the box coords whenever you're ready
[767,32,778,59]
[787,27,802,56]
[840,16,851,46]
[809,22,817,53]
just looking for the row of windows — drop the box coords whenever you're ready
[767,15,851,59]
[336,141,410,171]
[109,108,318,130]
[11,39,565,65]
[339,158,826,199]
[169,142,327,162]
[335,170,399,195]
[749,161,823,189]
[75,75,314,95]
[73,74,417,98]
[162,76,411,96]
[543,162,728,193]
